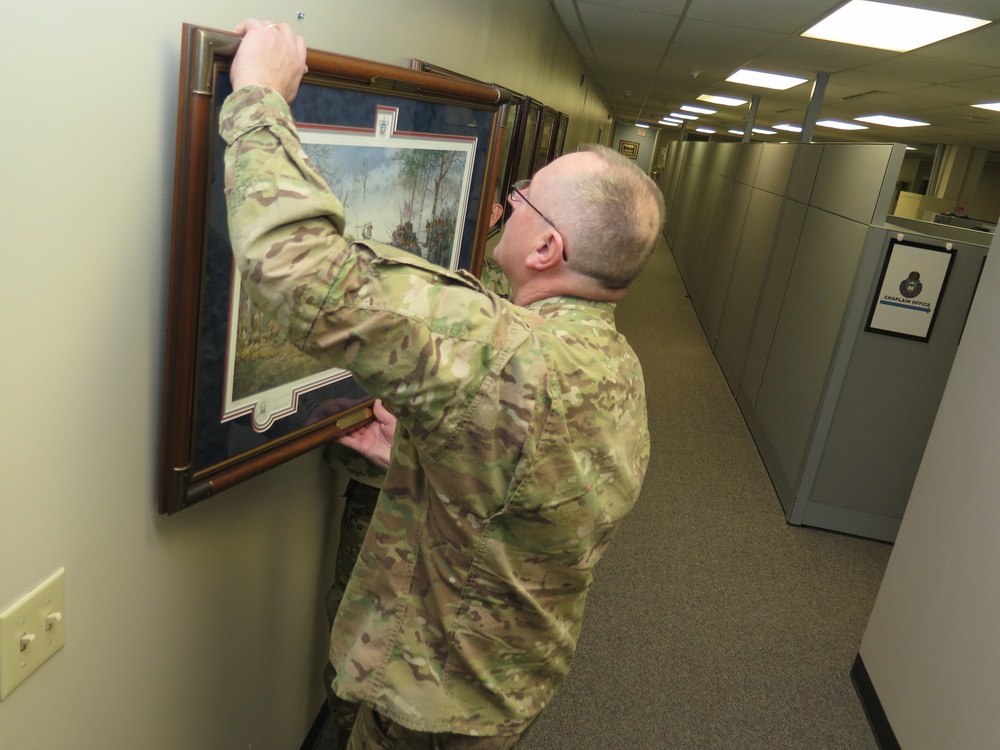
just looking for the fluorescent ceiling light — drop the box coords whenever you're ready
[752,128,778,135]
[816,119,869,130]
[726,69,808,90]
[659,120,681,127]
[801,0,989,53]
[972,102,1000,112]
[773,123,803,133]
[855,114,929,127]
[698,94,748,107]
[635,122,650,128]
[670,112,699,120]
[728,129,745,136]
[695,127,716,134]
[681,105,716,115]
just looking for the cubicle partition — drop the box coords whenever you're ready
[658,139,988,541]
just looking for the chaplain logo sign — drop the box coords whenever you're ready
[866,238,954,342]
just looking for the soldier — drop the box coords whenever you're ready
[222,18,664,749]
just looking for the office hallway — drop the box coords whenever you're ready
[517,237,892,749]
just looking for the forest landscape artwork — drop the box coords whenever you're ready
[223,122,476,431]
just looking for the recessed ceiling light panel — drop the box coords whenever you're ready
[681,105,716,115]
[773,123,803,133]
[698,94,748,107]
[801,0,989,53]
[816,119,869,130]
[855,114,929,127]
[972,102,1000,112]
[726,69,808,90]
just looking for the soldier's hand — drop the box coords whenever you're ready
[230,18,308,102]
[334,399,397,469]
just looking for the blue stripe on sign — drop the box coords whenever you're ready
[878,300,930,313]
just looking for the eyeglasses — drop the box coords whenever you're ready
[509,180,568,262]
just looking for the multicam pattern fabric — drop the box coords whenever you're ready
[478,256,512,300]
[221,86,650,736]
[323,478,381,732]
[324,442,387,488]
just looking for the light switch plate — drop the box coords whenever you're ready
[0,568,66,700]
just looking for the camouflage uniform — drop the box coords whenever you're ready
[478,256,512,300]
[321,446,382,734]
[221,87,650,738]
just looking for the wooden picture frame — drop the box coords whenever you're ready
[552,113,570,160]
[618,140,639,159]
[515,99,544,182]
[159,24,505,514]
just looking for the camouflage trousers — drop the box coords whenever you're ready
[346,703,528,750]
[325,479,381,732]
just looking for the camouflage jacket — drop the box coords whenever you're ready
[220,87,650,736]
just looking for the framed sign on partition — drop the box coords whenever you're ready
[865,237,955,342]
[159,24,505,514]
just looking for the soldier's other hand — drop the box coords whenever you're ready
[334,399,397,469]
[230,18,308,102]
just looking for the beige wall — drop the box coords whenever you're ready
[859,224,1000,748]
[0,1,607,747]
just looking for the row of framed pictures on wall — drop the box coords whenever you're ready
[158,25,570,514]
[411,59,570,234]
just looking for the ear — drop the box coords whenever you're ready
[524,230,565,272]
[489,202,504,229]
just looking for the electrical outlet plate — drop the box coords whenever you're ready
[0,568,66,700]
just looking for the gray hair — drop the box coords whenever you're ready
[549,144,665,290]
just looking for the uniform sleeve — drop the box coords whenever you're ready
[220,86,525,452]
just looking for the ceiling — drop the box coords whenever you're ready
[549,0,1000,158]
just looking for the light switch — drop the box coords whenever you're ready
[0,568,66,700]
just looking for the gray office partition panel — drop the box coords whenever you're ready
[699,182,753,338]
[655,138,982,540]
[715,189,785,392]
[794,229,988,540]
[750,208,872,510]
[812,143,902,224]
[754,143,798,196]
[734,143,763,186]
[663,141,686,241]
[739,200,809,410]
[787,144,823,204]
[688,171,736,308]
[672,159,713,287]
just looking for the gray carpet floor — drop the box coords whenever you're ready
[315,237,892,748]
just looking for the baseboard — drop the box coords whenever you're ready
[851,654,900,750]
[300,702,330,750]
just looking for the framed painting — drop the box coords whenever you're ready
[410,59,528,236]
[865,238,955,342]
[515,99,544,183]
[531,107,559,174]
[552,113,570,160]
[619,140,639,159]
[160,24,505,514]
